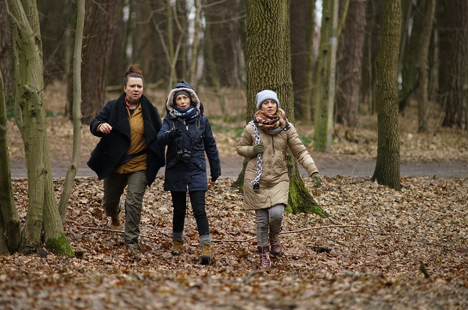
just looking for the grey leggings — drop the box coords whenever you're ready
[255,204,285,248]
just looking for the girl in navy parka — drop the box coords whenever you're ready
[157,81,221,265]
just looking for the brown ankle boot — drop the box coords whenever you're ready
[269,228,282,256]
[110,212,122,231]
[258,246,271,269]
[170,238,184,255]
[201,242,212,265]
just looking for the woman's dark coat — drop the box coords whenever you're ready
[157,81,221,192]
[87,93,165,185]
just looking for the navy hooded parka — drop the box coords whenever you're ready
[157,81,221,192]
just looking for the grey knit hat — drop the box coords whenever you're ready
[256,90,280,109]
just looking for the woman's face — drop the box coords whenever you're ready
[124,77,144,104]
[175,94,191,109]
[260,99,278,115]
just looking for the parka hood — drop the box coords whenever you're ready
[166,81,202,118]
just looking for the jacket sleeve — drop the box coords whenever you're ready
[236,124,256,158]
[287,124,319,175]
[157,118,173,146]
[203,117,221,178]
[90,100,115,137]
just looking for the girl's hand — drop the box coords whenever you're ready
[310,173,322,187]
[253,143,264,155]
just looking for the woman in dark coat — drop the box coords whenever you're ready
[88,65,165,252]
[157,80,221,265]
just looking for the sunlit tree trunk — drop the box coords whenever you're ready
[237,0,323,215]
[0,69,21,255]
[372,0,401,191]
[7,0,74,256]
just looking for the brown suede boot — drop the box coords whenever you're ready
[258,246,271,269]
[170,238,184,255]
[269,228,282,256]
[110,212,122,231]
[201,242,212,265]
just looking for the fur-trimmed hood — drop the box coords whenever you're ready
[165,81,202,118]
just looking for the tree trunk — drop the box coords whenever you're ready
[336,0,367,128]
[7,0,74,256]
[78,0,121,123]
[203,0,242,87]
[439,0,468,129]
[107,4,126,86]
[58,0,85,224]
[361,0,382,113]
[38,1,73,82]
[314,0,339,152]
[416,0,435,133]
[187,0,201,83]
[0,1,12,106]
[0,69,21,254]
[371,0,401,191]
[243,0,322,215]
[302,0,316,125]
[290,0,310,120]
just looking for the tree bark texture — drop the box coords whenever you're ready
[203,0,243,87]
[361,0,382,113]
[336,0,367,128]
[398,0,421,113]
[290,0,310,120]
[38,1,73,81]
[107,4,126,86]
[79,0,121,123]
[314,0,338,152]
[439,0,468,129]
[0,69,21,254]
[302,0,316,125]
[0,2,12,106]
[372,0,401,191]
[416,0,435,133]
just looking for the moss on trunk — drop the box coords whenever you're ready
[45,234,75,257]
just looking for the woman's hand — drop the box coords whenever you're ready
[98,123,112,134]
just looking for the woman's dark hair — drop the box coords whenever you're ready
[123,65,144,86]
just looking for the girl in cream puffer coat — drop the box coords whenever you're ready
[237,90,322,269]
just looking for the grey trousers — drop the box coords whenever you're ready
[255,204,285,248]
[102,170,147,246]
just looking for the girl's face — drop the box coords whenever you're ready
[260,99,278,115]
[124,77,143,104]
[175,94,191,109]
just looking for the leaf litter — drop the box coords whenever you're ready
[1,175,467,309]
[3,84,468,308]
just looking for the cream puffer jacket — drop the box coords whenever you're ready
[237,123,318,211]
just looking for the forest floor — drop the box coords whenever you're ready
[2,81,468,309]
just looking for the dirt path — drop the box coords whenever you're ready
[9,154,467,179]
